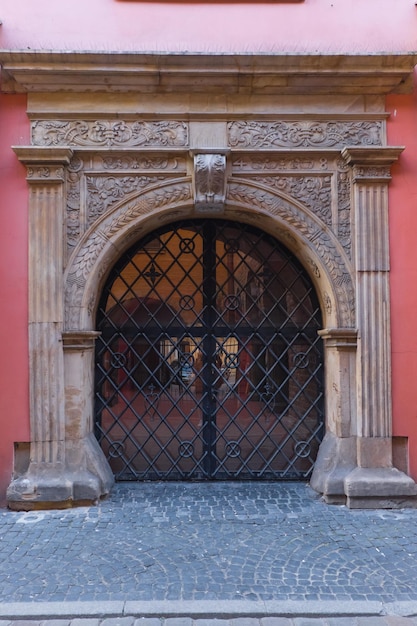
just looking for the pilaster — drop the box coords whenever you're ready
[7,147,113,510]
[341,146,417,508]
[310,329,357,503]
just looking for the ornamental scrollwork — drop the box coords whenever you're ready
[227,120,383,149]
[32,120,189,148]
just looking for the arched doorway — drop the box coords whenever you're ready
[94,219,324,481]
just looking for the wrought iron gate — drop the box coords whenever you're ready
[94,220,324,480]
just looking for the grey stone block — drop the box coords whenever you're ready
[70,620,101,626]
[101,620,135,626]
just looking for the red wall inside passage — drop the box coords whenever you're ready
[387,73,417,480]
[0,94,30,504]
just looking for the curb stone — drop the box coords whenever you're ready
[1,602,417,620]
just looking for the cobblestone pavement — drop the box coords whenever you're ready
[1,482,417,623]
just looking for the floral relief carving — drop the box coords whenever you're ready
[32,120,189,148]
[227,182,355,326]
[227,120,383,149]
[86,175,167,226]
[249,175,332,227]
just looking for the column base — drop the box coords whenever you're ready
[310,432,356,504]
[344,466,417,509]
[310,433,417,508]
[7,434,114,511]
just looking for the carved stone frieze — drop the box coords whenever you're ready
[193,153,227,212]
[247,175,333,227]
[227,121,383,149]
[100,155,186,171]
[86,175,167,226]
[232,156,328,171]
[32,120,189,148]
[227,182,355,327]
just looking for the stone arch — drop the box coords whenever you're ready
[64,177,354,334]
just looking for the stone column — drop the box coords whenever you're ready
[341,147,417,508]
[310,329,357,503]
[7,147,113,510]
[62,331,114,501]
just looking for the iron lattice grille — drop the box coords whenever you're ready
[94,220,324,481]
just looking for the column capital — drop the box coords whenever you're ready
[62,331,101,350]
[318,328,358,349]
[341,146,404,183]
[13,146,74,183]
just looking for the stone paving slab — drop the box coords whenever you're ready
[1,482,417,619]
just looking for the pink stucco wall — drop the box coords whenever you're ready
[0,0,416,54]
[0,0,417,499]
[0,94,30,504]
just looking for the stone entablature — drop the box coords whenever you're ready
[4,50,417,509]
[1,51,416,94]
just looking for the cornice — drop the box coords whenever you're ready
[1,51,416,95]
[341,146,405,167]
[13,146,74,165]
